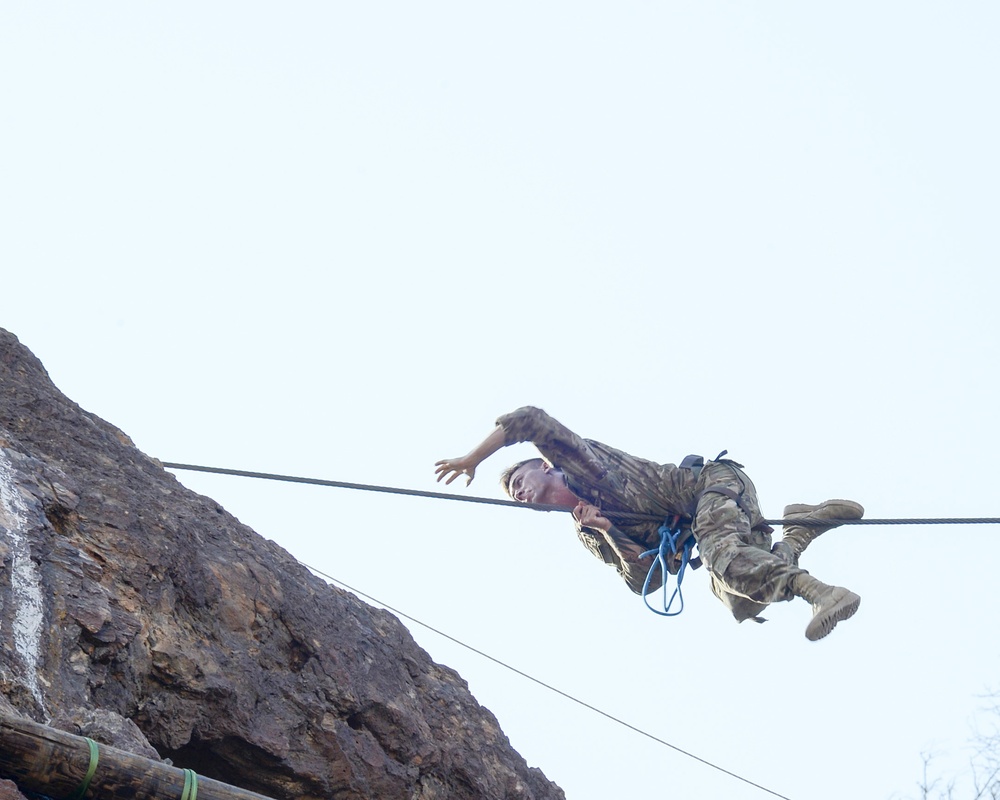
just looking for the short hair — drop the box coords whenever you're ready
[499,457,546,498]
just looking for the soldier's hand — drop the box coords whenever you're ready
[573,501,612,532]
[434,457,477,486]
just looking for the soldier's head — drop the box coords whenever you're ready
[500,458,579,505]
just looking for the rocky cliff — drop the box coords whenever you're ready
[0,328,564,800]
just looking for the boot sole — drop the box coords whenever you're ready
[805,589,861,641]
[784,499,864,519]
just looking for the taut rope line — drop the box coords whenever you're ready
[160,463,1000,527]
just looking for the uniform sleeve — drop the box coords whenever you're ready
[575,524,662,595]
[495,406,608,480]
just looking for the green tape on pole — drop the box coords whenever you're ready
[70,738,99,800]
[180,768,198,800]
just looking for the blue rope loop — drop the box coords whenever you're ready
[640,516,695,617]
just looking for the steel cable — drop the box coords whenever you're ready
[161,463,1000,527]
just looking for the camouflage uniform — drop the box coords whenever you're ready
[498,406,805,623]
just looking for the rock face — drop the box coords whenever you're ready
[0,329,564,800]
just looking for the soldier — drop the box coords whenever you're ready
[435,406,864,641]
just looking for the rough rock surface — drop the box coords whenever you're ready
[0,329,564,800]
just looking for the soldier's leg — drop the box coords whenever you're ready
[694,489,803,615]
[693,465,861,639]
[780,499,865,565]
[707,573,771,624]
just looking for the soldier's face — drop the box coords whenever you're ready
[508,463,578,506]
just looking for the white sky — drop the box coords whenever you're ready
[2,3,999,799]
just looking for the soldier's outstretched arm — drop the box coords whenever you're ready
[434,425,507,486]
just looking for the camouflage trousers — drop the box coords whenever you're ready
[692,461,804,623]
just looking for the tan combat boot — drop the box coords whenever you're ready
[792,573,861,641]
[780,499,864,565]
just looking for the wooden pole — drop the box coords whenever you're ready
[0,713,278,800]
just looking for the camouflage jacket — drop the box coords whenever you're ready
[497,406,702,594]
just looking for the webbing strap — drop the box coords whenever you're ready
[69,738,99,800]
[181,768,199,800]
[640,517,695,617]
[698,484,751,516]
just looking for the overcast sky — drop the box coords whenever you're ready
[3,3,999,799]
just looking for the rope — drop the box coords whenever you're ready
[69,738,99,800]
[161,463,1000,527]
[303,562,794,800]
[640,516,694,616]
